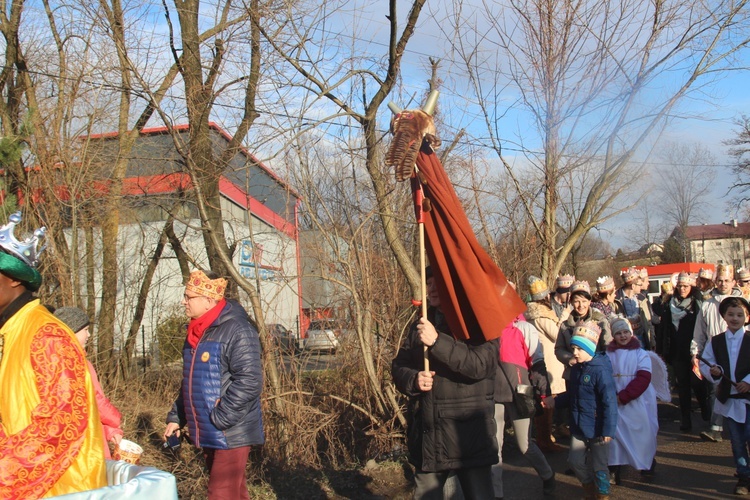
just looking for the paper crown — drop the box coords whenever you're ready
[556,274,575,289]
[660,282,674,294]
[620,266,640,284]
[716,264,734,279]
[737,267,750,281]
[185,270,227,300]
[676,271,696,286]
[639,268,649,279]
[0,212,46,268]
[610,316,633,335]
[528,275,549,300]
[570,280,591,296]
[698,267,714,280]
[595,276,615,293]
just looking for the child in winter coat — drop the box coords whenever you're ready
[54,307,124,458]
[555,320,618,500]
[699,296,750,495]
[606,317,659,485]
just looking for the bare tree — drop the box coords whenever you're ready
[445,0,750,281]
[728,115,750,208]
[654,141,717,259]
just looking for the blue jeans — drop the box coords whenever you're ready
[726,416,750,479]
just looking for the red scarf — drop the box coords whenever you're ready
[186,299,226,348]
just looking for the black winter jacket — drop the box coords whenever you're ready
[167,300,264,449]
[658,293,700,364]
[391,308,498,472]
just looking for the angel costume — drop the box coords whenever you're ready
[607,337,660,470]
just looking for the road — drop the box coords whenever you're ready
[501,398,739,499]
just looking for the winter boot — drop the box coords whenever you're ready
[581,482,597,500]
[542,472,556,496]
[536,408,564,452]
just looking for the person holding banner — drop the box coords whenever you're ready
[392,267,499,500]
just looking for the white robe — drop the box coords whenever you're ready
[608,347,659,470]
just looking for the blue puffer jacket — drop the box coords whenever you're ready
[167,300,264,449]
[555,353,618,440]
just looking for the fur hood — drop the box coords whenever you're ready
[525,301,557,322]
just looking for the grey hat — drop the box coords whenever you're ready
[54,306,90,333]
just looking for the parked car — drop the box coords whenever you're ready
[303,320,341,354]
[266,323,298,353]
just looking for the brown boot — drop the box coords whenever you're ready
[536,408,564,452]
[581,482,597,500]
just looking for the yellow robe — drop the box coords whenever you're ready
[0,299,107,498]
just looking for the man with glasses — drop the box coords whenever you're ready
[692,264,742,442]
[164,270,263,499]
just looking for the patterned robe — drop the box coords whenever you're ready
[0,299,106,498]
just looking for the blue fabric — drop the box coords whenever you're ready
[53,460,177,499]
[571,336,596,357]
[555,354,618,439]
[595,470,610,495]
[182,341,227,449]
[168,300,264,450]
[726,416,750,479]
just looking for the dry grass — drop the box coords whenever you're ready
[108,354,407,499]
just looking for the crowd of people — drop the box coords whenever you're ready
[392,263,750,499]
[2,206,749,500]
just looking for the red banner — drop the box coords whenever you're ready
[415,149,526,341]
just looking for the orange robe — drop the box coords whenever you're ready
[0,299,107,498]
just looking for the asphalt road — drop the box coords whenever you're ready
[501,397,739,499]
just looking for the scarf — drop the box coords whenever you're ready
[186,299,226,349]
[670,295,693,330]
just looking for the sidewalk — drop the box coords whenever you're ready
[501,398,738,499]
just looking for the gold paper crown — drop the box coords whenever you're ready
[716,264,734,279]
[676,272,696,286]
[595,276,615,293]
[698,267,714,280]
[573,320,601,342]
[528,275,549,300]
[570,280,591,295]
[556,274,575,288]
[661,282,673,294]
[186,270,227,300]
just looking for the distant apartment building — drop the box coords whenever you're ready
[683,220,750,269]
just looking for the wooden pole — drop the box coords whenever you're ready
[419,222,429,372]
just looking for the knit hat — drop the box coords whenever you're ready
[54,307,90,334]
[595,276,615,294]
[610,316,633,335]
[698,267,714,280]
[571,320,601,357]
[569,280,592,300]
[528,275,550,301]
[716,264,734,280]
[676,272,696,286]
[620,266,640,285]
[556,274,575,292]
[186,270,227,300]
